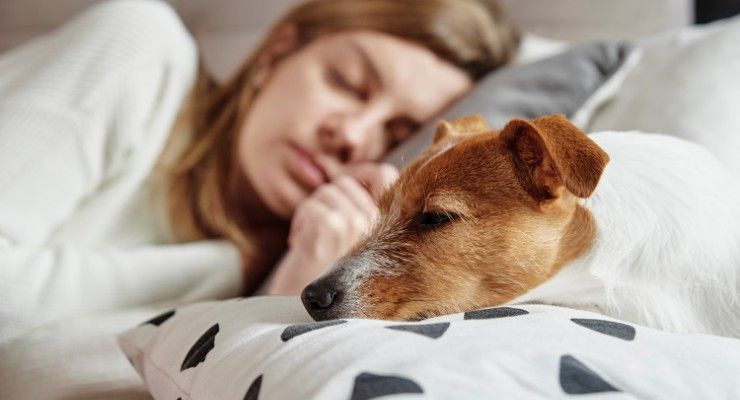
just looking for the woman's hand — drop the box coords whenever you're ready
[267,163,398,295]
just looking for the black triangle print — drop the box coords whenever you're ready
[464,307,529,320]
[280,320,347,342]
[571,318,636,341]
[141,309,175,326]
[181,323,220,371]
[350,372,423,400]
[559,355,619,394]
[385,322,450,339]
[243,374,263,400]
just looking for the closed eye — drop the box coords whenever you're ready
[414,211,459,230]
[328,67,369,101]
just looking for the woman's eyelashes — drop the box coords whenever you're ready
[327,67,369,101]
[325,62,419,152]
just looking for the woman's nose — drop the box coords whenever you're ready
[319,113,378,163]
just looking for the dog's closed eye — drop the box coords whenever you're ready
[413,211,459,230]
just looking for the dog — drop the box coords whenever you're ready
[301,114,740,337]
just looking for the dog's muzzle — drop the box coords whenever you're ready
[301,256,370,320]
[301,278,342,320]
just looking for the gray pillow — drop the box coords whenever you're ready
[383,41,634,167]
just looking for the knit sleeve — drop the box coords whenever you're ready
[0,1,245,344]
[0,0,199,243]
[0,241,243,345]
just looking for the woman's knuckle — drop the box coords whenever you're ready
[352,216,368,233]
[300,200,316,212]
[336,175,356,187]
[324,212,345,231]
[314,185,332,198]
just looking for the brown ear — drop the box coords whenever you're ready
[499,114,609,200]
[433,114,492,144]
[433,121,458,144]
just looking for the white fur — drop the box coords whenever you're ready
[511,131,740,337]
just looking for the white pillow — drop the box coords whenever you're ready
[585,15,740,177]
[512,34,570,65]
[119,296,740,399]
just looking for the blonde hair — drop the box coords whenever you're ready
[162,0,519,293]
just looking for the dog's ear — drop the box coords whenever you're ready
[433,121,459,144]
[499,114,609,200]
[434,115,492,144]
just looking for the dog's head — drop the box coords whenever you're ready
[302,114,609,321]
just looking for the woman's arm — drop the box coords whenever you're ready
[0,241,242,345]
[266,244,325,296]
[0,0,198,244]
[0,1,222,345]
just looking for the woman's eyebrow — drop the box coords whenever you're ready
[349,40,383,88]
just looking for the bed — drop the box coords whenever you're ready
[117,17,740,399]
[2,1,740,399]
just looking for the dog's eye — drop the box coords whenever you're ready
[414,211,458,230]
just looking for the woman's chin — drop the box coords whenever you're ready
[270,173,311,219]
[251,153,316,220]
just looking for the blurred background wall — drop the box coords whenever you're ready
[0,0,736,81]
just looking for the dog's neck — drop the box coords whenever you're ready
[511,131,740,336]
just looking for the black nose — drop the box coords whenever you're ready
[301,282,340,319]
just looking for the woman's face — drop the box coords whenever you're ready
[239,30,473,219]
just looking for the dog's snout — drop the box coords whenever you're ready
[303,284,337,309]
[301,281,341,320]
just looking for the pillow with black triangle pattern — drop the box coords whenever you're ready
[119,296,740,399]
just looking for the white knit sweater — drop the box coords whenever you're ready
[0,2,244,398]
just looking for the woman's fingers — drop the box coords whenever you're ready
[296,200,342,259]
[332,175,378,221]
[312,180,375,239]
[343,162,399,202]
[312,181,356,212]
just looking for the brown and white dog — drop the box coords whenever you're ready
[301,114,740,337]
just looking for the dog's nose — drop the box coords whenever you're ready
[301,281,340,320]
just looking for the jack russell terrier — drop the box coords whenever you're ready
[301,114,740,338]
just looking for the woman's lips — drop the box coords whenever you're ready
[288,143,329,190]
